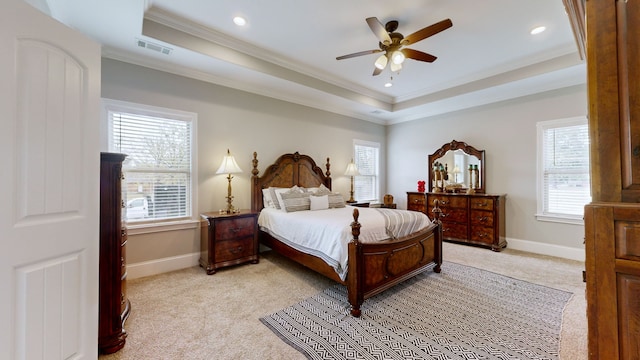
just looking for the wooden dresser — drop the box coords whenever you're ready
[99,153,130,354]
[409,192,506,251]
[200,210,259,274]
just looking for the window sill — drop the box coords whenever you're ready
[535,213,584,226]
[126,218,200,236]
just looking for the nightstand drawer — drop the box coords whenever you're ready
[215,236,255,262]
[214,217,255,239]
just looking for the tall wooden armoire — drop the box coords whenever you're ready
[99,152,131,354]
[579,0,640,358]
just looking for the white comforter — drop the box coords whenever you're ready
[258,206,432,280]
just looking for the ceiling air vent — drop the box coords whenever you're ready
[136,38,172,55]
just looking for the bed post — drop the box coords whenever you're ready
[347,208,363,317]
[431,199,443,273]
[325,157,332,189]
[251,152,260,213]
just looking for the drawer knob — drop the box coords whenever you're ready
[230,246,243,254]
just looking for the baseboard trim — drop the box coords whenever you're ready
[127,252,200,279]
[506,238,585,262]
[127,240,585,279]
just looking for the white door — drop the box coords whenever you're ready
[0,1,101,359]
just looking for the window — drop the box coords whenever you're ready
[353,140,380,202]
[103,99,197,224]
[536,116,591,224]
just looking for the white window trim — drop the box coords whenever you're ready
[102,98,199,232]
[353,139,380,202]
[535,115,589,226]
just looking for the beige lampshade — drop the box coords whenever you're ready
[344,161,360,176]
[216,149,243,174]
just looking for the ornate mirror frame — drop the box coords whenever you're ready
[428,140,486,194]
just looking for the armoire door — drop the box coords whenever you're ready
[0,1,101,358]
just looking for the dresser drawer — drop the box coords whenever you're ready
[407,192,426,213]
[470,210,494,227]
[470,226,495,244]
[470,198,495,211]
[215,236,255,262]
[214,217,255,240]
[441,222,468,240]
[427,194,467,209]
[440,208,468,222]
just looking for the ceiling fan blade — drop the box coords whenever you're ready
[403,18,452,45]
[366,17,392,45]
[372,66,383,76]
[402,48,437,62]
[336,49,382,60]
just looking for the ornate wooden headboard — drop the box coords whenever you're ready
[251,151,332,212]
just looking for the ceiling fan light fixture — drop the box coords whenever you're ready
[391,50,405,64]
[390,61,402,72]
[374,54,388,70]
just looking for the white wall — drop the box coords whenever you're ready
[387,84,588,258]
[100,58,386,271]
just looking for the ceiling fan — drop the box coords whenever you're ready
[336,17,453,76]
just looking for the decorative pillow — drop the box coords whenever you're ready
[305,187,320,194]
[310,194,329,211]
[262,188,277,208]
[314,184,331,195]
[267,187,284,209]
[311,184,345,208]
[273,186,305,210]
[327,193,346,208]
[280,191,311,212]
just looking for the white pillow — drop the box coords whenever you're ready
[262,188,277,208]
[311,184,345,208]
[310,194,329,211]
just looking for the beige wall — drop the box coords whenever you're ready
[101,59,386,269]
[387,84,588,252]
[102,58,588,277]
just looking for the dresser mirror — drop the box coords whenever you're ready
[428,140,486,194]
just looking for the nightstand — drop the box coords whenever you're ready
[200,210,259,274]
[350,202,370,208]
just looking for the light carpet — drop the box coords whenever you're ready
[261,262,572,360]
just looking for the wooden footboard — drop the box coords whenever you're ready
[347,208,442,316]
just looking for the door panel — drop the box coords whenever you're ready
[0,1,101,358]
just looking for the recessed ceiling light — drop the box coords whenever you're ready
[384,82,393,88]
[530,26,546,35]
[233,16,247,26]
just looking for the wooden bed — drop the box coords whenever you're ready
[251,151,443,316]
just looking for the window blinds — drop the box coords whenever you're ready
[111,112,192,221]
[542,123,591,217]
[354,142,379,202]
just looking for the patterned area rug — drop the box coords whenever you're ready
[260,262,573,360]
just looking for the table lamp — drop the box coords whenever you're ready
[344,159,360,203]
[216,149,243,213]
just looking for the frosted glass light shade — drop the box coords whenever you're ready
[391,50,405,64]
[374,54,388,70]
[390,61,402,72]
